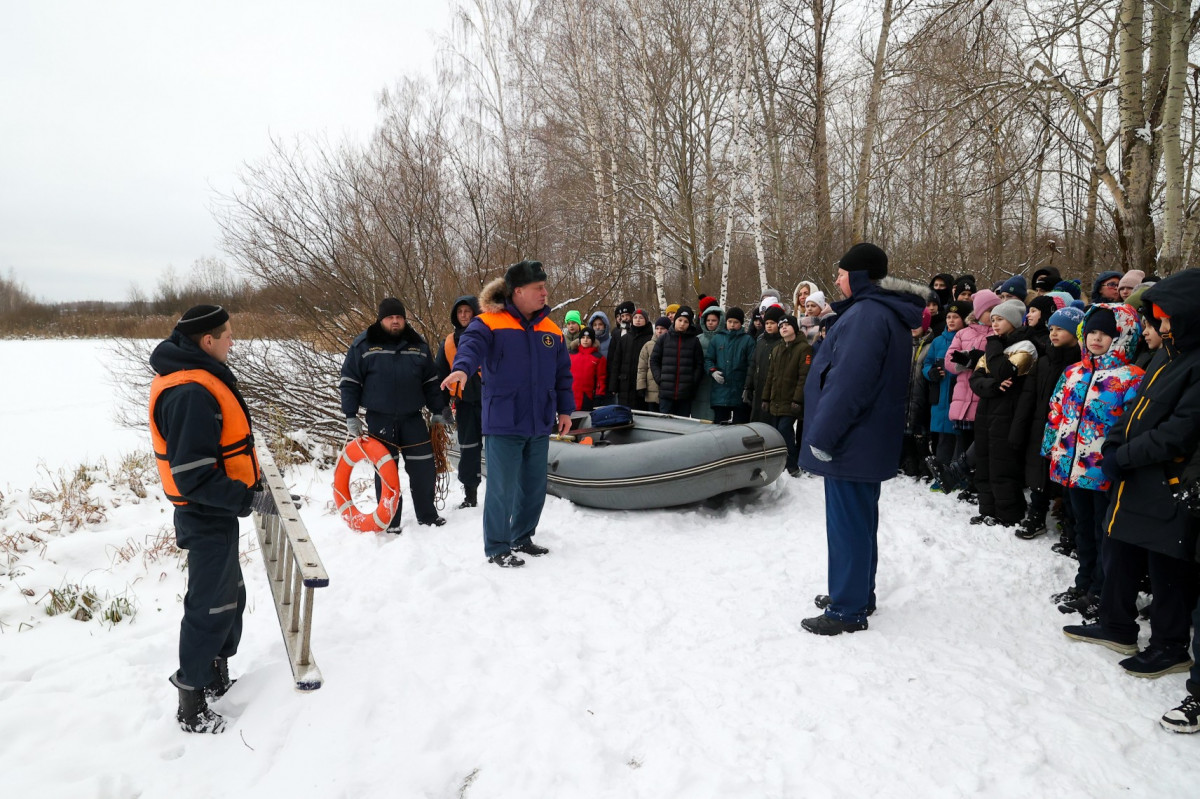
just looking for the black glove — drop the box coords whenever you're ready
[636,389,646,402]
[930,363,946,379]
[250,489,279,516]
[949,350,973,367]
[1100,446,1125,484]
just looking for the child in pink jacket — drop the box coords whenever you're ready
[942,289,1002,488]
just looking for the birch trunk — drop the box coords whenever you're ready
[811,0,834,268]
[1159,0,1190,274]
[1118,0,1153,273]
[850,0,893,242]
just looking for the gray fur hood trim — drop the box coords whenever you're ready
[879,276,935,304]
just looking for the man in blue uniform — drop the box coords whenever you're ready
[150,304,275,733]
[341,298,447,531]
[799,244,924,635]
[441,261,574,567]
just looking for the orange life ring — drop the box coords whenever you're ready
[333,436,402,533]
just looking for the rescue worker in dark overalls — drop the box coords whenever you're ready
[149,304,275,734]
[340,298,448,531]
[434,295,484,508]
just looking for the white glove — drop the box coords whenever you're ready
[346,417,363,438]
[711,370,725,384]
[810,445,833,462]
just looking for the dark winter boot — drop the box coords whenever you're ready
[1015,508,1047,539]
[458,485,478,509]
[205,657,235,700]
[171,674,226,734]
[926,455,969,493]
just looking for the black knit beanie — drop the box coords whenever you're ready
[1083,307,1118,339]
[377,298,406,321]
[175,305,229,336]
[838,243,888,280]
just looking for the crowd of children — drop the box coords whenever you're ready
[562,265,1200,734]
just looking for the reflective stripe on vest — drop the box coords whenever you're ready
[149,369,261,506]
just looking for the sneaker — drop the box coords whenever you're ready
[1119,645,1194,678]
[487,551,525,568]
[969,514,1006,526]
[813,594,875,616]
[801,614,868,636]
[787,468,801,478]
[929,481,943,493]
[459,487,478,508]
[419,516,447,527]
[1058,594,1100,620]
[1050,586,1086,604]
[956,490,977,504]
[513,541,549,557]
[1161,696,1200,734]
[1062,622,1138,655]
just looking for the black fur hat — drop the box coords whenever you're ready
[504,260,547,292]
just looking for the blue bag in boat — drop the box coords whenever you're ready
[589,405,633,428]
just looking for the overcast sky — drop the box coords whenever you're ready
[0,1,451,303]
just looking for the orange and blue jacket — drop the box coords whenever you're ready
[451,300,575,436]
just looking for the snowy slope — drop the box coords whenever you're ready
[0,339,1197,798]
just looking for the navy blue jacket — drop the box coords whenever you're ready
[800,273,925,481]
[149,332,257,518]
[340,322,443,418]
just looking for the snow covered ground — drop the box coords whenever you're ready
[1,338,1198,798]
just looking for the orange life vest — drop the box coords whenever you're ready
[443,331,481,399]
[149,369,261,506]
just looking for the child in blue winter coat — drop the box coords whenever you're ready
[923,299,971,479]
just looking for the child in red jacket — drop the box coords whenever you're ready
[570,327,607,411]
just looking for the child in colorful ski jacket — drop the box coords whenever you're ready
[1042,303,1144,609]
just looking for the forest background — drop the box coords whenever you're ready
[3,0,1198,445]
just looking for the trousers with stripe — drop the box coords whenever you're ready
[367,411,438,525]
[174,509,245,690]
[454,401,482,489]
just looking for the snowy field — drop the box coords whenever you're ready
[1,338,1198,798]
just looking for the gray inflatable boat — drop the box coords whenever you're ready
[543,410,788,510]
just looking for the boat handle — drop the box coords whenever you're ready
[741,434,764,449]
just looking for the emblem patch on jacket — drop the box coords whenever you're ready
[542,334,556,348]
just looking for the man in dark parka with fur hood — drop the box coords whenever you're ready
[799,244,924,636]
[341,298,447,530]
